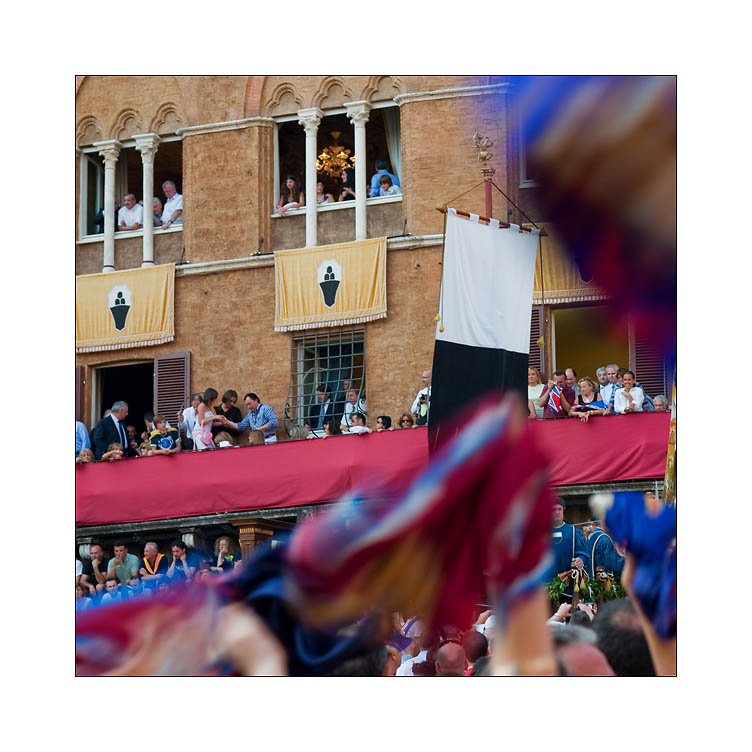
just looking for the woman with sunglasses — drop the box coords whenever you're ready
[398,413,414,429]
[375,415,393,432]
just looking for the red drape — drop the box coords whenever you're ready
[76,413,670,527]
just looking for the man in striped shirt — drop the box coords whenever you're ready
[220,392,278,444]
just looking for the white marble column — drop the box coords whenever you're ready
[94,140,121,272]
[297,107,323,247]
[134,133,161,267]
[345,101,371,241]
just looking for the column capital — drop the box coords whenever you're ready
[133,132,161,162]
[93,139,121,168]
[344,100,371,126]
[297,107,323,134]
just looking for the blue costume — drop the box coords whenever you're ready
[545,521,589,602]
[587,527,625,580]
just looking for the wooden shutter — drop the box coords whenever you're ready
[154,352,191,420]
[75,365,86,423]
[629,324,668,398]
[528,305,546,376]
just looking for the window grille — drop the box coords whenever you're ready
[284,327,365,436]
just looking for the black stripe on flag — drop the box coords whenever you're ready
[428,209,539,451]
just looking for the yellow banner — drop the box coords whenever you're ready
[76,264,175,352]
[524,223,608,304]
[274,238,387,331]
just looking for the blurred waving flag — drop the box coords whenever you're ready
[590,491,676,639]
[284,394,555,633]
[513,75,676,362]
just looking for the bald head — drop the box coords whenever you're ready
[435,642,467,676]
[421,370,432,387]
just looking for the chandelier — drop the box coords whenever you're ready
[316,131,355,177]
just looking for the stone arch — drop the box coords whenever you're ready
[243,75,267,117]
[312,76,353,109]
[76,115,105,146]
[360,75,405,103]
[149,101,186,135]
[263,83,304,117]
[110,108,145,140]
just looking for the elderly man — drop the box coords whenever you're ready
[653,394,669,412]
[151,197,163,227]
[600,363,621,413]
[411,369,432,425]
[91,400,130,460]
[160,180,183,229]
[139,542,169,589]
[595,366,609,393]
[221,392,278,444]
[117,193,143,231]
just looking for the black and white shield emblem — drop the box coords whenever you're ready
[108,284,132,331]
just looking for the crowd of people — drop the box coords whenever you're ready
[76,537,244,611]
[527,363,670,422]
[74,370,433,462]
[75,361,667,464]
[276,159,401,215]
[94,179,183,233]
[75,494,664,676]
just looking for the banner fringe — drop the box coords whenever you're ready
[76,335,174,353]
[275,312,387,333]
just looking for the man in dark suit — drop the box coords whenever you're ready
[91,400,130,460]
[306,384,340,433]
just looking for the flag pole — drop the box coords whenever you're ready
[473,132,495,218]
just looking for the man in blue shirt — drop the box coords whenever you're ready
[75,420,91,453]
[544,498,589,603]
[221,392,278,444]
[369,159,400,198]
[583,518,625,580]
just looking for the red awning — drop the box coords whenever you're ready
[76,413,671,527]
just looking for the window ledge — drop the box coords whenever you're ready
[77,225,183,245]
[271,194,402,218]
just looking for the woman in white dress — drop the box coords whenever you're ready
[192,388,223,451]
[527,367,545,419]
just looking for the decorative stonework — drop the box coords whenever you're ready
[361,75,405,102]
[313,76,353,109]
[297,107,323,135]
[344,100,371,127]
[264,83,304,117]
[150,101,185,135]
[94,139,122,168]
[393,82,510,106]
[76,116,104,146]
[134,132,160,162]
[110,108,145,140]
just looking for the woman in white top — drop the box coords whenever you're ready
[527,367,545,419]
[316,181,334,204]
[192,388,224,450]
[614,370,645,414]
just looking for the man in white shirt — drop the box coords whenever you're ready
[600,363,621,413]
[178,393,202,449]
[118,193,144,230]
[160,180,183,228]
[410,369,432,423]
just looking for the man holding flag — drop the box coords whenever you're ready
[539,370,574,419]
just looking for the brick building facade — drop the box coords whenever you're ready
[75,74,669,440]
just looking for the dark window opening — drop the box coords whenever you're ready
[98,362,154,436]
